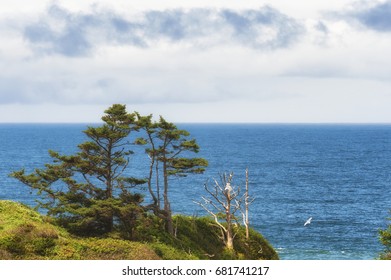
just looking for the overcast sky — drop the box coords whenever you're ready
[1,0,391,123]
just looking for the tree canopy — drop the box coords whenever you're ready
[11,105,145,236]
[11,104,208,237]
[135,114,208,235]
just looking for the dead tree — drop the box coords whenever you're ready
[242,168,255,240]
[195,173,242,250]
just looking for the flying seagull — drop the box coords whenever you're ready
[304,217,312,226]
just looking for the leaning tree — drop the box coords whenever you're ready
[135,114,208,235]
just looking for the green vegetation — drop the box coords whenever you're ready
[0,200,278,260]
[0,200,159,259]
[379,211,391,260]
[4,104,277,260]
[134,113,208,235]
[11,104,207,237]
[11,105,145,237]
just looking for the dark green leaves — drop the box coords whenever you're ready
[167,158,208,176]
[10,104,208,237]
[10,104,144,236]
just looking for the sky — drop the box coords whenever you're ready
[1,0,391,123]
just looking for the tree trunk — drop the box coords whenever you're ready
[226,230,234,250]
[245,168,249,240]
[163,159,174,235]
[147,152,158,207]
[156,160,160,209]
[106,143,114,232]
[225,195,234,250]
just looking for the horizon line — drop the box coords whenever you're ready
[1,122,391,125]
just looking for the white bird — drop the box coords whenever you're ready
[225,182,233,193]
[304,217,312,226]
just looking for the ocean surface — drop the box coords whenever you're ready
[0,123,390,260]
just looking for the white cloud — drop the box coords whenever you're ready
[1,0,391,122]
[19,4,304,57]
[342,0,391,32]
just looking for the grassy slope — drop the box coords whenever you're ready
[0,200,278,260]
[166,215,279,260]
[0,200,160,260]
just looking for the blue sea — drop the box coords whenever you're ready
[0,123,390,260]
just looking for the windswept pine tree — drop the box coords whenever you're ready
[135,114,208,235]
[11,104,146,237]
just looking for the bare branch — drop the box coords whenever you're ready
[193,200,227,233]
[195,171,247,250]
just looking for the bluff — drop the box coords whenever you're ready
[0,200,278,260]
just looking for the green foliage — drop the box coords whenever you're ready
[0,201,159,260]
[134,113,208,235]
[172,216,224,258]
[0,200,62,259]
[154,116,208,178]
[233,227,279,260]
[137,215,278,260]
[5,104,279,259]
[10,105,208,237]
[379,211,391,260]
[48,236,161,260]
[0,201,278,260]
[149,242,198,260]
[10,104,146,236]
[131,214,172,243]
[167,158,209,176]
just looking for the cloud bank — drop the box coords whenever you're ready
[2,1,391,123]
[22,4,304,57]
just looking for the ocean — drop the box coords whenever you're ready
[0,123,390,260]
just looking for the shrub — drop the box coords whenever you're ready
[379,212,391,260]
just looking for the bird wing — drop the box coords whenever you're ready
[304,217,312,226]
